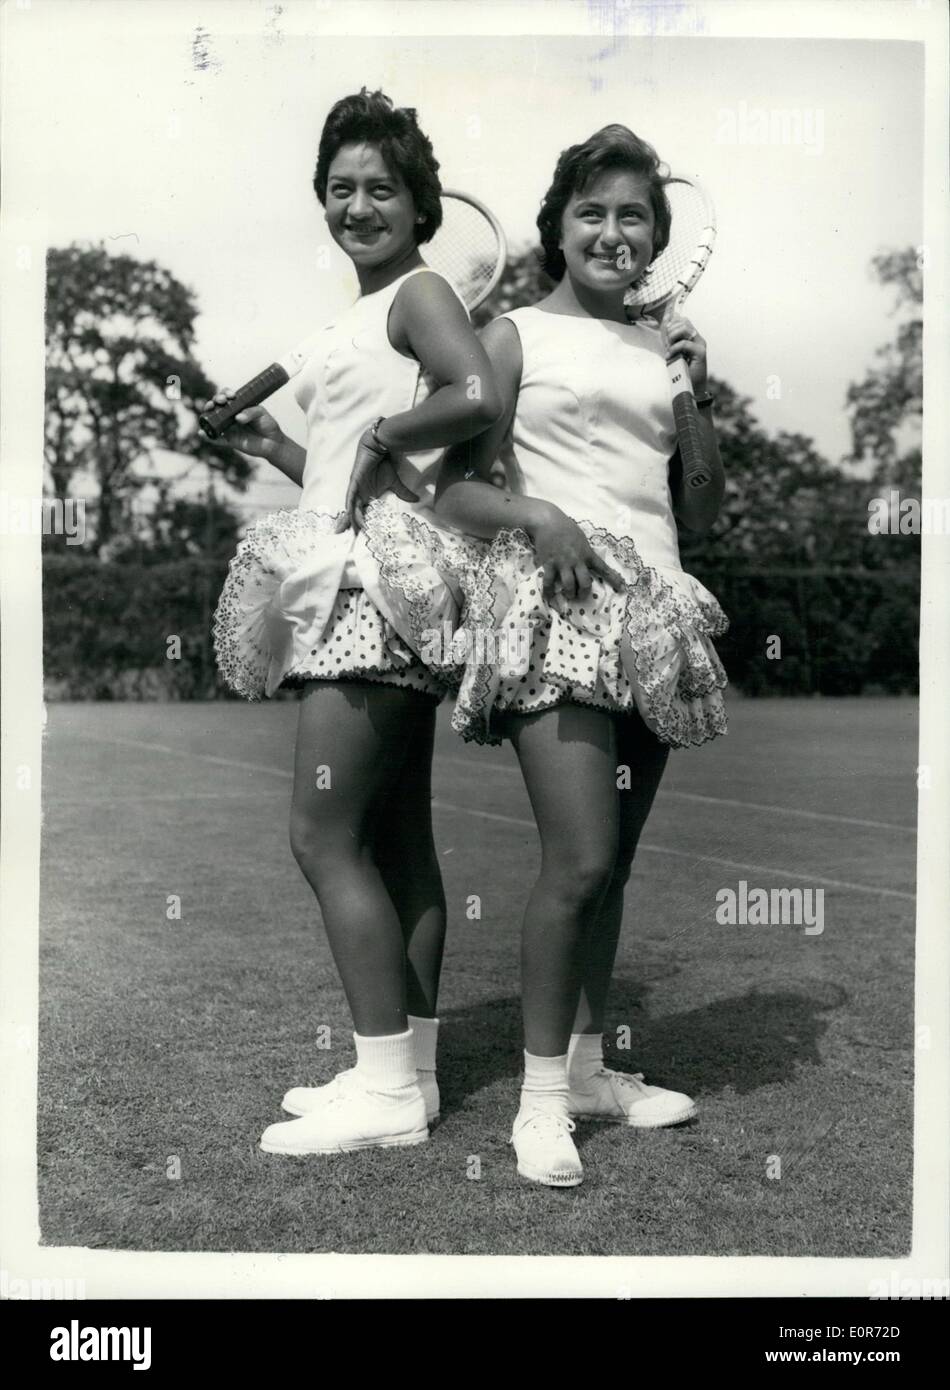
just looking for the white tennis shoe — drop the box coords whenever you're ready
[260,1073,428,1155]
[281,1068,440,1125]
[510,1105,584,1187]
[569,1067,696,1128]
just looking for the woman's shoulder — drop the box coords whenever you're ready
[493,302,556,330]
[394,265,467,310]
[488,301,593,365]
[486,304,553,348]
[495,302,541,320]
[472,314,522,391]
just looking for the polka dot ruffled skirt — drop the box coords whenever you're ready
[361,506,730,749]
[452,525,729,747]
[281,587,444,696]
[212,507,445,700]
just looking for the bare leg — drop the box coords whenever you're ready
[289,680,440,1037]
[506,705,621,1057]
[374,698,446,1018]
[571,714,669,1036]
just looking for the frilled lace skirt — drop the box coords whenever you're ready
[361,504,729,748]
[212,507,459,700]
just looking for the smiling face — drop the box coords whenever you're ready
[324,142,419,271]
[559,168,657,295]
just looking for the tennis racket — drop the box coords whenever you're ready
[198,188,508,440]
[624,176,716,490]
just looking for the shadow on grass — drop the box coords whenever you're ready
[439,978,848,1116]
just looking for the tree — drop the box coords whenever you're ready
[472,243,553,328]
[681,379,877,572]
[135,492,244,564]
[45,243,252,555]
[845,247,922,490]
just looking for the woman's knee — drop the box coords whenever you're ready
[541,844,617,909]
[289,807,318,871]
[289,803,358,876]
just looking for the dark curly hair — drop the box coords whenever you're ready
[313,89,443,245]
[537,124,671,282]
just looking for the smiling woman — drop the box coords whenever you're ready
[536,123,672,286]
[204,88,502,1163]
[364,122,729,1189]
[315,106,442,293]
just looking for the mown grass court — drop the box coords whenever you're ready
[38,696,916,1256]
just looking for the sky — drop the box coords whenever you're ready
[6,0,927,517]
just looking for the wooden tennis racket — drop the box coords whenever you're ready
[625,176,717,490]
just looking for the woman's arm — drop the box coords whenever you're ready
[201,391,306,487]
[343,271,505,528]
[434,317,542,536]
[380,271,504,449]
[435,318,623,600]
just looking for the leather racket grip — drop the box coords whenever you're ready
[668,355,711,490]
[198,362,290,439]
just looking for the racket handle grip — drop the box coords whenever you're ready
[668,354,712,490]
[198,362,291,440]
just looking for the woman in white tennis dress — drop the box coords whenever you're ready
[209,90,500,1159]
[365,125,727,1187]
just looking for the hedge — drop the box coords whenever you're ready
[42,556,919,700]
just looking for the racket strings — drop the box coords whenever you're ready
[424,198,505,311]
[626,182,715,312]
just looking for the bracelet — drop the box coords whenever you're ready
[365,416,389,455]
[694,392,716,411]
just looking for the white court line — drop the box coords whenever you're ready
[438,757,915,834]
[74,733,915,902]
[81,733,292,779]
[661,790,915,835]
[430,801,915,902]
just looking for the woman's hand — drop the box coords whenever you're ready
[337,426,419,533]
[201,389,289,463]
[662,313,708,393]
[529,503,625,602]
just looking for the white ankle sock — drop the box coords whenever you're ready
[520,1051,570,1113]
[567,1032,604,1085]
[352,1029,416,1090]
[407,1014,439,1074]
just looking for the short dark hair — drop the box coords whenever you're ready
[313,89,443,244]
[536,124,671,281]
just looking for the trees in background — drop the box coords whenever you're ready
[45,243,250,557]
[42,241,921,698]
[845,248,922,495]
[472,248,554,327]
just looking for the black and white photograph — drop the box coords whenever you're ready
[1,0,947,1324]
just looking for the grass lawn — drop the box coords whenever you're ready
[37,695,916,1256]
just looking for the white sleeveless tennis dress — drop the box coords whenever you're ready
[364,303,729,747]
[213,267,483,699]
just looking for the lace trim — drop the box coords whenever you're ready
[212,507,345,700]
[361,500,490,678]
[450,522,729,748]
[449,527,535,745]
